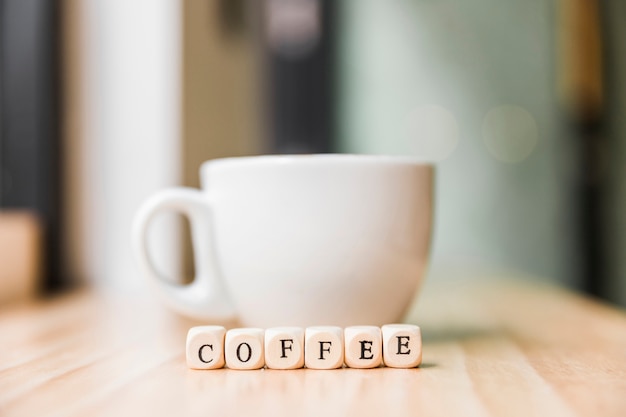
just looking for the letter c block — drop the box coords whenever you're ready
[186,326,226,369]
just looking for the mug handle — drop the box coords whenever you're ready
[132,187,236,320]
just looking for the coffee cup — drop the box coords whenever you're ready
[132,154,433,327]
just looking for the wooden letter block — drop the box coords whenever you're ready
[305,326,344,369]
[225,328,265,370]
[265,327,305,370]
[344,326,382,369]
[381,324,422,368]
[186,325,226,369]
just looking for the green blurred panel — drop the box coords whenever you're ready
[337,0,581,288]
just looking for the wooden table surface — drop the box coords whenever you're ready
[1,276,626,417]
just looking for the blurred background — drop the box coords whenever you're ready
[0,0,625,306]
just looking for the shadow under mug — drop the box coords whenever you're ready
[132,154,433,327]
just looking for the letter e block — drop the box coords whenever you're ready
[381,324,422,368]
[305,326,344,369]
[225,328,265,370]
[265,327,305,370]
[186,326,226,369]
[344,326,382,368]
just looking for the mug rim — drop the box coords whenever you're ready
[201,154,435,172]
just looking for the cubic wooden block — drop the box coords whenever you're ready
[186,325,226,369]
[305,326,344,369]
[344,326,382,368]
[0,212,42,304]
[225,328,265,370]
[381,324,422,368]
[265,327,305,370]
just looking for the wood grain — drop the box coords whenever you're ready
[1,277,625,417]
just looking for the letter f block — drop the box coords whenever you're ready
[305,326,344,369]
[265,327,305,369]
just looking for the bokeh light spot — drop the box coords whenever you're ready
[405,105,459,161]
[482,105,539,163]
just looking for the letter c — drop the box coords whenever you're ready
[198,344,214,363]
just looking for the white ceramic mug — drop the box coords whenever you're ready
[132,154,433,327]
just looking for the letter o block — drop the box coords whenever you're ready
[344,326,382,368]
[265,327,305,370]
[225,328,265,370]
[186,326,226,369]
[305,326,344,369]
[381,324,422,368]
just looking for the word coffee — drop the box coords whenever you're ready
[186,324,422,370]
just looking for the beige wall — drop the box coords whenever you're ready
[181,0,263,190]
[181,0,263,278]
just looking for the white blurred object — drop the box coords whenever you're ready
[64,0,181,291]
